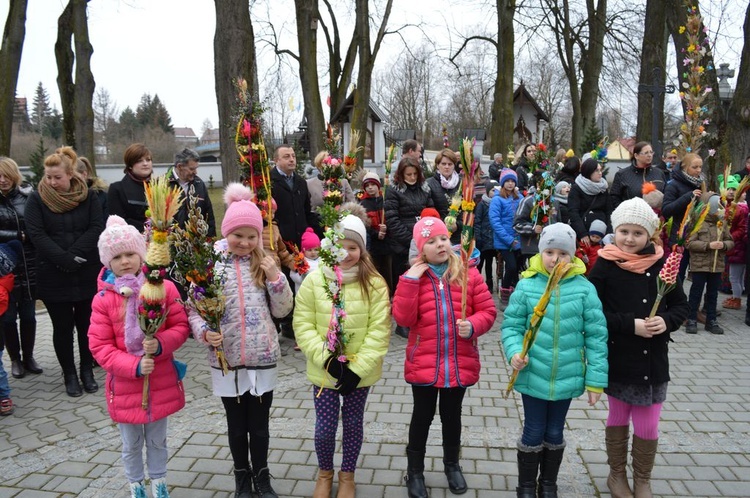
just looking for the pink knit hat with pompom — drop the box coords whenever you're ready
[221,183,263,236]
[98,215,147,269]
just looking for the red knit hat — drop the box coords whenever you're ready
[420,207,441,219]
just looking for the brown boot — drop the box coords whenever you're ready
[337,471,355,498]
[605,426,634,498]
[313,469,334,498]
[631,436,658,498]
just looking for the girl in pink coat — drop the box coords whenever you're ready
[89,216,189,498]
[393,216,497,498]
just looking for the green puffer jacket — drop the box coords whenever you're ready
[501,255,609,401]
[293,267,392,389]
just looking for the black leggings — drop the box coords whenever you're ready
[44,299,94,375]
[222,390,273,471]
[408,385,467,452]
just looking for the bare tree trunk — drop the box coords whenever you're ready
[55,2,76,148]
[72,0,95,168]
[727,3,750,173]
[490,0,515,154]
[0,0,28,156]
[578,0,607,147]
[214,0,258,184]
[295,0,325,155]
[350,0,393,167]
[636,0,667,145]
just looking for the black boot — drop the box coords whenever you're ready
[537,442,565,498]
[20,322,42,374]
[405,449,429,498]
[253,467,278,498]
[233,468,252,498]
[443,445,468,494]
[11,359,25,379]
[23,356,43,375]
[516,444,542,498]
[80,367,99,393]
[64,373,83,397]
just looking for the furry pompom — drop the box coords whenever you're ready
[106,214,128,228]
[223,183,255,207]
[340,201,371,228]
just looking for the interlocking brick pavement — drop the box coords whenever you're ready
[1,286,749,497]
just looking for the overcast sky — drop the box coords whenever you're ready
[4,0,744,137]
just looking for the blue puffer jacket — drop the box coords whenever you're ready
[501,254,609,401]
[489,193,522,250]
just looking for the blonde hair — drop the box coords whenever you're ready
[354,250,387,303]
[680,152,702,171]
[44,146,78,176]
[421,250,465,285]
[245,243,269,288]
[314,151,328,170]
[0,157,23,188]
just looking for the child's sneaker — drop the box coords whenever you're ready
[0,398,14,416]
[151,477,170,498]
[128,481,147,498]
[722,297,742,309]
[685,320,698,334]
[705,320,724,335]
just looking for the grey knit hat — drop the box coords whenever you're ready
[588,219,607,238]
[538,223,577,258]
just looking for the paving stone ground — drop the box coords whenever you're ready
[1,285,749,497]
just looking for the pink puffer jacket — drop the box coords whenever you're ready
[89,268,190,424]
[393,266,497,387]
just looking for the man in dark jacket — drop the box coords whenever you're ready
[488,153,503,181]
[168,148,216,237]
[270,144,319,247]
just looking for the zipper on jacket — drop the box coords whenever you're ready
[438,278,451,388]
[408,335,420,362]
[108,376,115,404]
[549,287,561,400]
[234,258,247,365]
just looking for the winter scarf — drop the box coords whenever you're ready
[597,242,664,274]
[574,174,608,196]
[38,175,89,214]
[440,171,460,190]
[672,168,703,188]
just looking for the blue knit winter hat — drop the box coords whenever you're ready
[499,168,518,187]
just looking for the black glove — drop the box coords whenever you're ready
[336,367,361,396]
[325,356,345,380]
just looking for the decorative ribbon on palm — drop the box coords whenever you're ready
[458,138,478,319]
[139,176,183,409]
[504,261,573,398]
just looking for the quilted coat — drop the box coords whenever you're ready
[393,266,497,388]
[501,255,608,401]
[727,203,748,264]
[89,270,189,424]
[687,213,734,273]
[383,181,434,254]
[293,268,391,389]
[489,192,522,250]
[189,254,294,370]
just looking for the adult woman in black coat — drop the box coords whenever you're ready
[25,147,104,397]
[427,148,462,244]
[610,141,667,208]
[568,158,613,243]
[0,157,41,379]
[107,143,152,231]
[385,157,434,280]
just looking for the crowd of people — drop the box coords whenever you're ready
[0,139,748,498]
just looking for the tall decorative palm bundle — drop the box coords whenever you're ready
[458,138,478,318]
[504,261,574,398]
[381,144,396,221]
[170,187,229,375]
[139,175,183,409]
[343,129,364,175]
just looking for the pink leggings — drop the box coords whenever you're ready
[606,396,662,440]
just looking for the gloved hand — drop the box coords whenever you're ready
[325,356,345,380]
[336,367,361,396]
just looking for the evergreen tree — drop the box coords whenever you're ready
[135,93,173,134]
[151,95,173,134]
[118,107,138,142]
[45,108,63,141]
[579,121,603,155]
[26,137,48,186]
[31,82,51,134]
[136,94,155,127]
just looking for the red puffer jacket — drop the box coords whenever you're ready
[728,203,748,264]
[393,266,497,388]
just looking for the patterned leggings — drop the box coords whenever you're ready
[313,385,370,472]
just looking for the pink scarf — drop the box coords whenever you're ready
[115,272,146,355]
[597,243,664,274]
